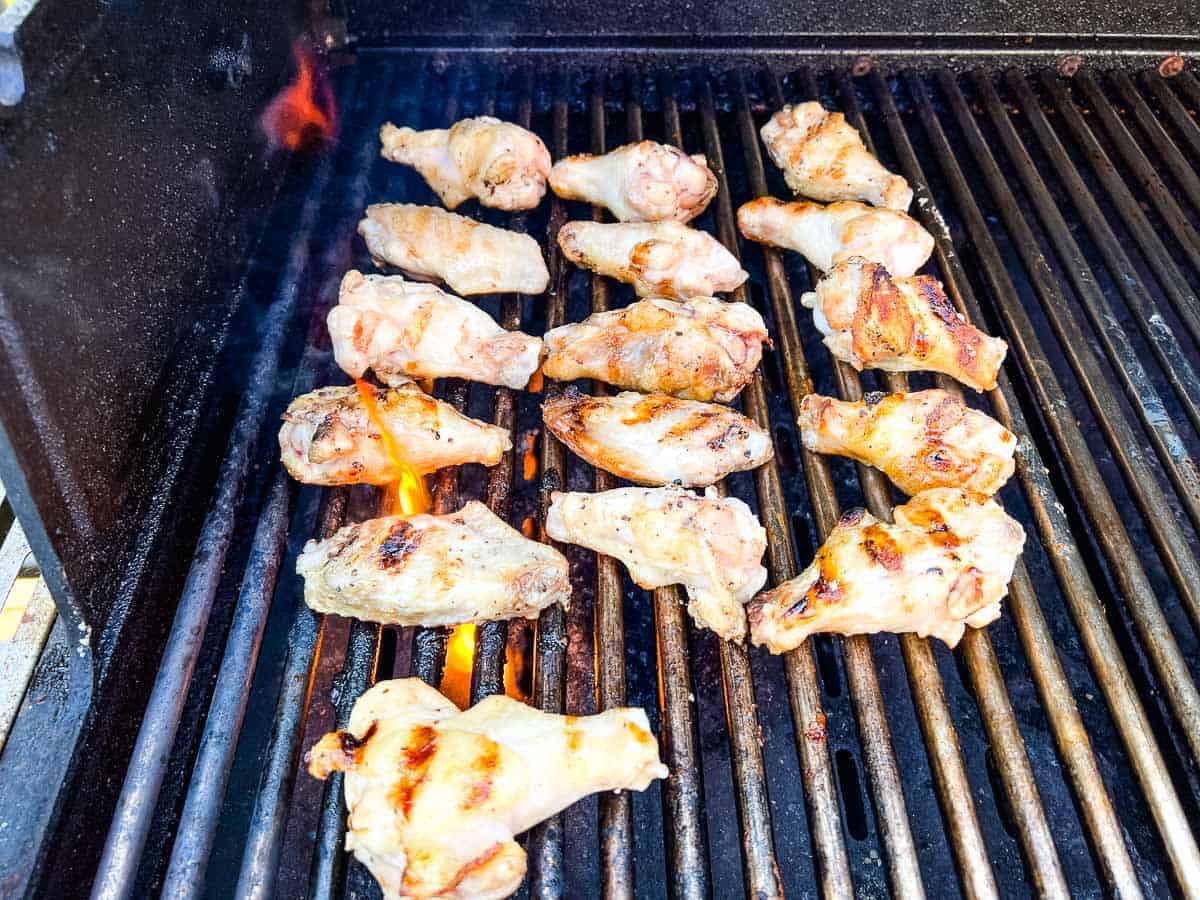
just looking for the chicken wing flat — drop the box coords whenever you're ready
[546,486,767,640]
[380,116,551,211]
[280,384,510,486]
[799,389,1017,496]
[803,258,1007,391]
[359,203,549,296]
[548,140,717,223]
[307,678,666,900]
[761,103,913,210]
[297,501,570,627]
[557,220,747,300]
[737,196,933,277]
[543,388,772,487]
[329,271,543,389]
[541,296,768,403]
[748,488,1025,652]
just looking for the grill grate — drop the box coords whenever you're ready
[81,57,1200,899]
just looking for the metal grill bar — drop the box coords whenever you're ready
[1140,71,1200,163]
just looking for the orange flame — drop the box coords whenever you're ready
[260,42,337,153]
[354,379,431,516]
[440,623,477,708]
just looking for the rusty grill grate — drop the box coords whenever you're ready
[83,57,1200,899]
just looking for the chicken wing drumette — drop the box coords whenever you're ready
[359,203,549,296]
[737,197,933,277]
[798,389,1017,496]
[307,678,666,899]
[761,102,912,210]
[541,296,768,403]
[557,220,747,300]
[802,258,1007,391]
[546,486,767,640]
[548,140,717,222]
[297,501,570,627]
[748,488,1025,652]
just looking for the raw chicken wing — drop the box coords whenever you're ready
[280,384,510,486]
[359,203,549,296]
[297,501,570,627]
[803,258,1007,391]
[542,296,768,403]
[761,103,912,210]
[307,678,666,899]
[329,270,543,389]
[546,486,767,640]
[748,488,1025,652]
[798,389,1016,496]
[543,388,772,487]
[737,196,933,276]
[380,116,550,211]
[557,220,747,300]
[548,140,717,222]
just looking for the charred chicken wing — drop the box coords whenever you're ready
[748,488,1025,652]
[306,678,666,899]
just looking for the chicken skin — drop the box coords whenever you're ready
[803,258,1007,391]
[329,271,543,389]
[546,487,767,640]
[359,204,549,296]
[761,103,913,210]
[380,116,551,211]
[748,488,1025,652]
[798,390,1017,496]
[557,220,747,300]
[543,388,773,487]
[306,679,666,900]
[279,384,510,486]
[541,296,768,403]
[297,501,570,627]
[548,140,717,223]
[737,197,933,277]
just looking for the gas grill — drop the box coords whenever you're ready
[2,4,1200,897]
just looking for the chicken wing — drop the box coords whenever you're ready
[545,486,767,640]
[543,388,773,487]
[541,296,768,403]
[548,140,717,223]
[306,678,666,900]
[359,203,549,296]
[557,220,747,300]
[297,501,570,627]
[761,103,912,210]
[737,197,933,276]
[748,488,1025,652]
[329,271,543,389]
[798,389,1016,496]
[803,258,1007,391]
[280,384,510,486]
[380,116,551,211]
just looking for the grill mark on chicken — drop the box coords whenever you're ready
[376,521,423,570]
[789,551,842,617]
[462,742,501,810]
[862,524,903,571]
[393,725,438,819]
[918,277,985,377]
[441,842,507,894]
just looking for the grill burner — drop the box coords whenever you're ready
[29,55,1200,897]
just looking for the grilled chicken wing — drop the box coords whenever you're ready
[748,488,1025,652]
[380,116,551,211]
[803,258,1007,391]
[280,384,510,486]
[548,140,717,223]
[798,390,1016,496]
[329,271,543,389]
[761,103,912,210]
[557,220,747,300]
[359,204,549,296]
[543,388,772,487]
[737,197,933,276]
[297,501,570,627]
[541,296,768,403]
[546,487,767,640]
[306,678,666,900]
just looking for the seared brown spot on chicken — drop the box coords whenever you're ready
[376,521,422,571]
[394,725,439,819]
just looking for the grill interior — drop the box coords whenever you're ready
[63,55,1200,898]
